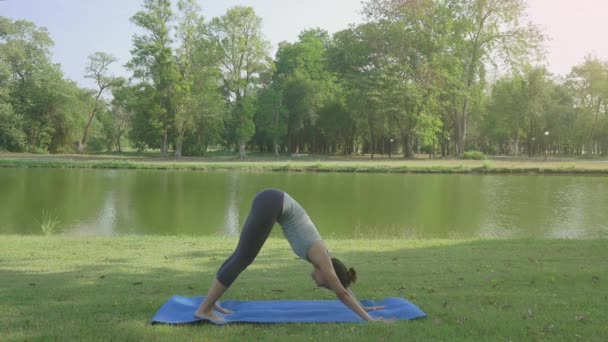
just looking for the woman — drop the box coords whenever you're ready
[195,188,385,322]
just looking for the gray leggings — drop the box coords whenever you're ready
[216,189,284,287]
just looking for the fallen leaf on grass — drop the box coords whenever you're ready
[433,318,442,325]
[456,317,468,324]
[575,315,588,322]
[522,309,534,319]
[543,324,554,332]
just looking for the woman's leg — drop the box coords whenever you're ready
[195,189,284,320]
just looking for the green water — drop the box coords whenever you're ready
[1,168,606,238]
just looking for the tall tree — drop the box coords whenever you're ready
[0,17,85,153]
[206,6,271,158]
[253,85,287,156]
[274,29,336,153]
[78,52,122,153]
[128,0,178,157]
[173,0,203,158]
[567,56,608,155]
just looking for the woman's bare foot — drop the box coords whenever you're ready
[214,304,233,315]
[194,309,226,323]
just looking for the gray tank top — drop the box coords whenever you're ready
[277,192,322,262]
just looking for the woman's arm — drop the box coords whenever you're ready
[327,271,373,321]
[308,243,374,321]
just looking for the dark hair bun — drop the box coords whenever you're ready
[348,267,357,283]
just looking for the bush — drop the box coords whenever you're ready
[86,136,106,153]
[460,151,487,160]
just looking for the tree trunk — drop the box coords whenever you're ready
[174,136,183,159]
[239,141,246,159]
[77,105,100,154]
[273,137,279,158]
[174,121,185,159]
[457,98,468,155]
[161,130,168,158]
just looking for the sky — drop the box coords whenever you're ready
[2,0,608,90]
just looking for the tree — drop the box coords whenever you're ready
[1,17,91,153]
[274,29,340,154]
[77,52,122,153]
[206,6,271,158]
[183,26,226,156]
[0,45,24,151]
[485,75,523,155]
[329,24,385,157]
[128,0,178,157]
[363,0,545,155]
[253,85,287,156]
[172,0,203,158]
[567,56,608,155]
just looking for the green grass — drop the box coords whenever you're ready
[2,152,608,174]
[1,236,606,341]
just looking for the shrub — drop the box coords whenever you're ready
[461,151,487,160]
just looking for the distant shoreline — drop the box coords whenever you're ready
[2,153,608,174]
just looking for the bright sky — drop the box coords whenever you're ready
[2,0,607,89]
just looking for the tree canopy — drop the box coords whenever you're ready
[1,1,607,157]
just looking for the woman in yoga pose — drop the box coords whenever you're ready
[195,188,385,322]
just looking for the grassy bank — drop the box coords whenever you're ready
[1,236,606,341]
[2,152,608,174]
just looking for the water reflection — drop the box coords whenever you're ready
[546,181,601,239]
[1,168,607,239]
[478,177,519,238]
[224,173,241,236]
[65,191,117,236]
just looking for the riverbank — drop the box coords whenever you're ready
[2,152,608,174]
[1,236,606,341]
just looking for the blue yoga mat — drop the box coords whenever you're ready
[151,296,426,324]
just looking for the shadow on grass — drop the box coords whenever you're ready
[1,239,606,341]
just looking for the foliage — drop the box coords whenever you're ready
[206,6,271,158]
[1,2,608,157]
[460,150,487,160]
[0,17,87,153]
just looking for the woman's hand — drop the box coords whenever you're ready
[373,317,397,323]
[363,305,386,312]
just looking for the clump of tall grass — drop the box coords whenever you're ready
[38,209,61,235]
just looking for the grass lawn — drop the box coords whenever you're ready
[1,236,606,341]
[2,152,608,173]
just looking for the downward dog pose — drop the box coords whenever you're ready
[195,189,385,322]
